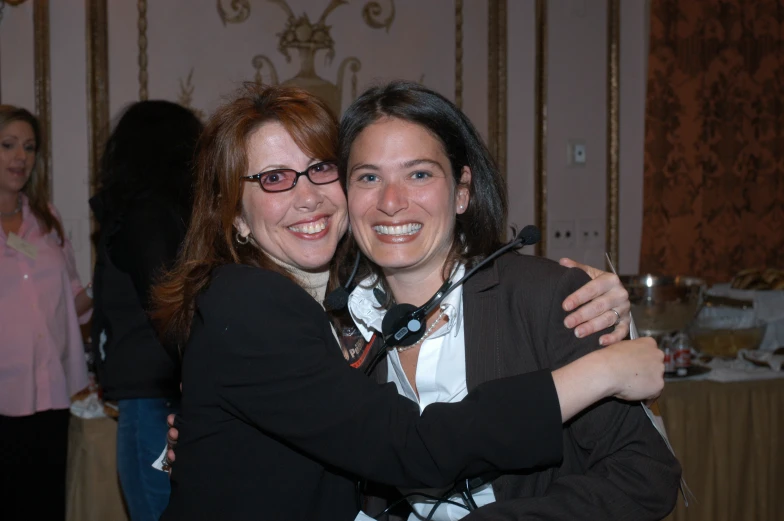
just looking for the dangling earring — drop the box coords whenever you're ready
[235,232,249,245]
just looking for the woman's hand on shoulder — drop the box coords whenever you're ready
[559,257,630,345]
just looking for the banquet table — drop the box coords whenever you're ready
[66,415,128,521]
[63,365,783,521]
[658,376,783,521]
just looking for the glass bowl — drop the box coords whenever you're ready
[688,317,767,358]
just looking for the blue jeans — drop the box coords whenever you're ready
[117,398,179,521]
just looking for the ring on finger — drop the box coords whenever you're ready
[610,308,622,327]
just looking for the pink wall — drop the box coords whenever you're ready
[0,0,650,280]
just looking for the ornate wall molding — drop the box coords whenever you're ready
[138,0,148,100]
[217,0,394,32]
[362,0,394,31]
[136,1,465,119]
[248,0,365,115]
[86,0,109,266]
[86,0,109,189]
[178,68,206,120]
[534,0,547,256]
[454,0,462,109]
[217,0,250,25]
[487,0,507,183]
[33,0,51,192]
[4,0,53,193]
[606,0,620,268]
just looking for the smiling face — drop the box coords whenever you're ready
[0,120,36,197]
[347,117,470,279]
[235,121,348,272]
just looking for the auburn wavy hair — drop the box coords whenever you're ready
[0,105,64,243]
[150,83,338,349]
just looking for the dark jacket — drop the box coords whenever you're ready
[90,190,183,400]
[369,252,682,521]
[162,264,567,521]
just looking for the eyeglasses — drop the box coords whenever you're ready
[241,161,340,193]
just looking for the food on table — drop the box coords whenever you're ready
[730,268,784,290]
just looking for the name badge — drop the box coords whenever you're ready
[7,232,38,260]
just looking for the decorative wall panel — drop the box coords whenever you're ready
[114,1,461,119]
[0,0,51,188]
[0,0,648,279]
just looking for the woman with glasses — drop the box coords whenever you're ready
[152,84,664,521]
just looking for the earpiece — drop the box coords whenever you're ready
[380,225,541,348]
[323,251,361,311]
[373,287,387,306]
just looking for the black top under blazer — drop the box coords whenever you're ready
[90,190,184,400]
[162,264,568,521]
[369,253,682,521]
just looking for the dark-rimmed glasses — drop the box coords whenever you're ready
[240,161,339,193]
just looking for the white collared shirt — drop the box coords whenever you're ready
[348,266,496,521]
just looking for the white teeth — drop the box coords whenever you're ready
[373,223,422,236]
[288,219,327,235]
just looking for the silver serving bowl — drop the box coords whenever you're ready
[619,275,706,337]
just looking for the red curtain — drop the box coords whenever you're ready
[641,0,784,283]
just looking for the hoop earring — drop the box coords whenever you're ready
[235,232,249,245]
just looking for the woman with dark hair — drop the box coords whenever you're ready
[89,100,202,521]
[0,105,92,520]
[339,81,681,520]
[153,83,665,521]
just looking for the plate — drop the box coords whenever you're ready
[665,365,711,378]
[741,350,784,371]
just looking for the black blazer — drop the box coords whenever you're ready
[371,253,682,520]
[162,264,568,521]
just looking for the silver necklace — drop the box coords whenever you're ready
[0,196,21,218]
[396,307,449,353]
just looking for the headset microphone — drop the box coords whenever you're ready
[323,252,361,311]
[380,279,452,348]
[380,225,541,348]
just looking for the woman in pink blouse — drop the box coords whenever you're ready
[0,105,92,520]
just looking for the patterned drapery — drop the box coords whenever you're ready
[641,0,784,283]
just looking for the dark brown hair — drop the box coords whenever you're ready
[150,83,339,347]
[0,105,64,243]
[335,81,507,305]
[94,100,203,220]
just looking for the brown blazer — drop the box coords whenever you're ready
[369,252,681,520]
